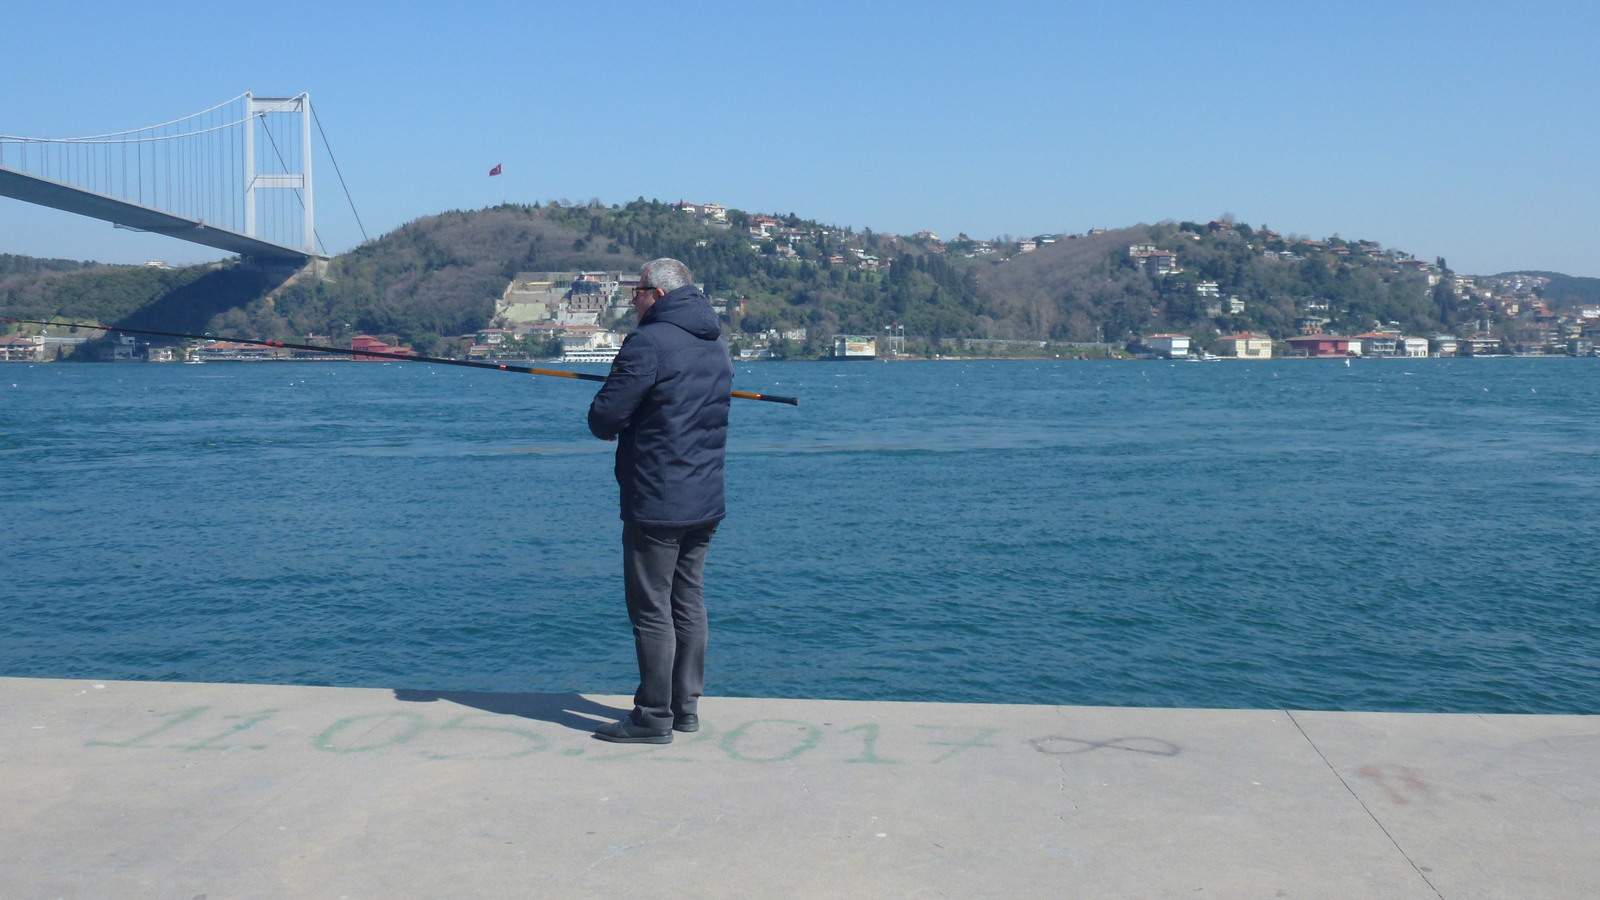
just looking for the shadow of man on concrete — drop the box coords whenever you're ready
[393,689,629,735]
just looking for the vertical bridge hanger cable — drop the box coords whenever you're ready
[251,96,325,257]
[311,105,368,244]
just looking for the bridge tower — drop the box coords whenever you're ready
[243,93,314,255]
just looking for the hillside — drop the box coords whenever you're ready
[1499,271,1600,307]
[0,202,1572,353]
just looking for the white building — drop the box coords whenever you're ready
[1399,337,1430,358]
[1144,333,1191,359]
[0,335,45,361]
[554,310,600,327]
[1215,332,1272,359]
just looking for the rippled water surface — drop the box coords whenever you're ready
[2,358,1597,713]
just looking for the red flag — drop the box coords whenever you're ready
[488,164,502,177]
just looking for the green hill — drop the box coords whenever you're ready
[0,203,1540,354]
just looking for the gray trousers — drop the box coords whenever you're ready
[622,521,716,731]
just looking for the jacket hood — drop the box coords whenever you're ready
[643,285,722,340]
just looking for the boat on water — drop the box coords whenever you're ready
[561,347,621,363]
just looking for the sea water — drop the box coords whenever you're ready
[1,358,1596,714]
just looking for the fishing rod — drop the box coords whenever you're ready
[1,318,800,406]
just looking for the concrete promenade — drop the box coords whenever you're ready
[3,676,1595,899]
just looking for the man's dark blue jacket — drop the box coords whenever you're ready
[587,285,733,528]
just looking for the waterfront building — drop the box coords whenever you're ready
[349,335,412,362]
[1429,335,1459,357]
[1144,334,1191,359]
[1353,332,1399,357]
[1215,333,1272,359]
[831,335,877,359]
[1459,336,1504,356]
[1398,338,1430,358]
[194,341,285,361]
[1283,335,1356,358]
[97,333,141,361]
[561,329,622,362]
[0,335,45,361]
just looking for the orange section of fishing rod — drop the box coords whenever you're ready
[732,389,800,406]
[2,318,800,404]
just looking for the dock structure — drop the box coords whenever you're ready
[3,676,1595,898]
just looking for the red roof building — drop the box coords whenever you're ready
[1284,335,1356,358]
[349,335,413,362]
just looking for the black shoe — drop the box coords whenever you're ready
[593,718,672,744]
[673,714,699,733]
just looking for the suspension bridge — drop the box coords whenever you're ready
[0,93,364,264]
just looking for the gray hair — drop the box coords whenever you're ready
[639,258,693,293]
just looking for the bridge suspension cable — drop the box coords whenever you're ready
[0,93,361,259]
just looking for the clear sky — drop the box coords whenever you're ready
[2,2,1596,275]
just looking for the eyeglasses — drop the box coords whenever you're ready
[633,285,659,297]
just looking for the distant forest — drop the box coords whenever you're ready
[0,203,1580,354]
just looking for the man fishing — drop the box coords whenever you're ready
[586,258,733,744]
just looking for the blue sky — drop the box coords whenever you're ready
[2,2,1596,275]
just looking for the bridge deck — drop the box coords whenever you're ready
[3,676,1595,899]
[0,167,313,262]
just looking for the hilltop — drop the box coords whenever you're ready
[2,202,1588,355]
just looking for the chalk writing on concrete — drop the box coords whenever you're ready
[916,726,1000,763]
[314,712,428,753]
[87,706,210,748]
[1029,736,1181,758]
[89,707,1014,766]
[173,708,280,751]
[839,723,901,764]
[719,719,822,762]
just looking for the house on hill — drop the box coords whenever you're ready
[1129,248,1178,276]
